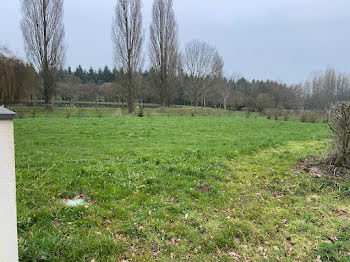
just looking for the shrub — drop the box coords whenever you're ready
[204,109,211,117]
[113,108,122,118]
[300,112,307,122]
[274,107,284,120]
[65,106,72,118]
[31,108,37,118]
[309,113,318,123]
[16,109,25,119]
[283,111,290,121]
[300,111,319,123]
[266,110,272,119]
[264,108,280,120]
[95,108,103,118]
[138,108,144,117]
[145,109,153,117]
[327,102,350,167]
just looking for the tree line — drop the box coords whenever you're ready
[0,46,35,105]
[1,0,350,113]
[53,65,301,111]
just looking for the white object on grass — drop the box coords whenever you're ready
[66,199,88,207]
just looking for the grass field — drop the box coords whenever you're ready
[14,110,350,261]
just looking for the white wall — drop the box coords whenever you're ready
[0,120,18,262]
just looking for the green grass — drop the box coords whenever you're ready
[14,111,350,261]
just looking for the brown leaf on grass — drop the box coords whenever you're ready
[314,255,322,262]
[168,237,179,246]
[327,236,336,243]
[228,251,242,260]
[216,248,242,260]
[73,194,85,200]
[196,185,213,192]
[115,233,127,241]
[335,210,347,216]
[150,244,160,258]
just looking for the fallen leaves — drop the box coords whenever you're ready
[119,245,146,261]
[327,236,337,243]
[335,209,347,216]
[196,185,213,192]
[228,250,242,260]
[168,237,181,246]
[216,248,242,261]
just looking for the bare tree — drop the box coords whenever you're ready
[183,40,221,110]
[328,102,350,167]
[304,68,350,110]
[220,74,238,111]
[21,0,65,104]
[149,0,180,107]
[112,0,143,114]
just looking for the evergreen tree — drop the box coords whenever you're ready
[88,67,96,83]
[97,68,104,83]
[103,66,115,82]
[74,65,85,82]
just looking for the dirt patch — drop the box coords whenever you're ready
[196,185,213,192]
[295,157,350,178]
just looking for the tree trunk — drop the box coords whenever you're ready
[335,153,345,167]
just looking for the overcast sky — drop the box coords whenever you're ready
[1,0,350,84]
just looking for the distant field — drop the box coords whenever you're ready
[14,111,350,261]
